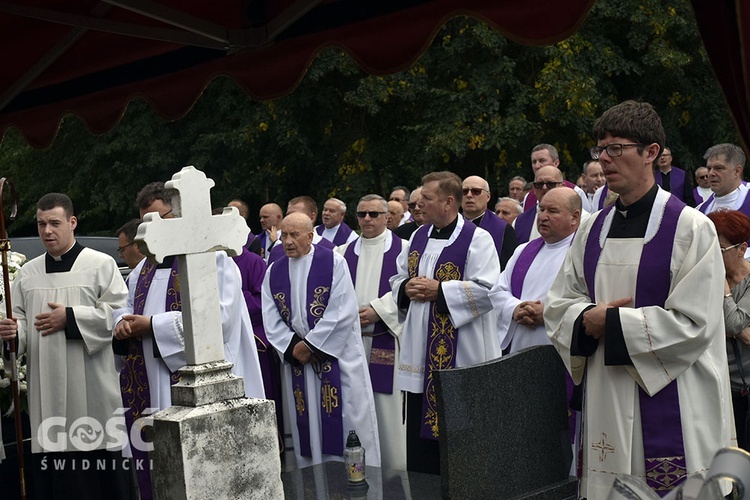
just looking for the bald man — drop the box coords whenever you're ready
[462,175,517,270]
[262,212,380,468]
[258,203,283,262]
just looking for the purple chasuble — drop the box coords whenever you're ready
[514,207,535,244]
[478,210,507,266]
[583,195,688,495]
[119,258,181,499]
[343,234,403,393]
[269,246,344,457]
[408,220,476,440]
[316,222,354,246]
[654,167,686,202]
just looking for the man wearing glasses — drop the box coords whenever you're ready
[653,147,695,206]
[523,143,592,213]
[513,165,565,244]
[461,175,517,270]
[116,218,146,271]
[693,166,712,204]
[113,182,265,498]
[336,194,406,470]
[393,187,424,240]
[545,101,732,498]
[391,171,501,474]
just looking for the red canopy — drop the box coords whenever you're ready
[0,0,596,148]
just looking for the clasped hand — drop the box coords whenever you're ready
[405,277,439,302]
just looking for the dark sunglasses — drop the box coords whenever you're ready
[533,181,563,190]
[356,211,385,219]
[462,188,487,196]
[408,202,417,210]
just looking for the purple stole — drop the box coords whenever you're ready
[597,184,609,210]
[269,246,344,457]
[343,234,403,394]
[316,222,354,246]
[698,190,750,218]
[583,195,688,495]
[509,237,545,298]
[477,210,507,265]
[513,207,535,244]
[408,220,476,440]
[654,167,686,202]
[119,259,181,499]
[692,187,706,205]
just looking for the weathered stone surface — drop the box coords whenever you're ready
[170,360,244,407]
[152,397,283,500]
[434,344,576,499]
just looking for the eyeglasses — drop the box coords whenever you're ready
[532,181,563,190]
[697,175,709,180]
[117,241,137,253]
[356,211,386,219]
[408,202,417,210]
[462,188,488,196]
[138,208,172,223]
[590,143,642,159]
[721,243,741,253]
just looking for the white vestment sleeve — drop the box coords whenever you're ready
[370,292,402,339]
[262,262,296,359]
[70,256,128,355]
[304,254,360,359]
[441,229,499,329]
[11,274,27,356]
[544,218,598,385]
[489,245,525,349]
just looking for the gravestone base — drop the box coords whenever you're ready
[151,360,283,499]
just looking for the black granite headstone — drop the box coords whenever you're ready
[434,344,576,499]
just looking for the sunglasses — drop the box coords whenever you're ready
[408,202,417,210]
[697,175,709,180]
[533,181,563,190]
[356,211,385,219]
[462,188,487,196]
[117,241,137,253]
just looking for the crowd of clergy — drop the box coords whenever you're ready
[1,99,748,499]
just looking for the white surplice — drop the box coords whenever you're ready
[490,233,574,353]
[544,190,734,498]
[261,246,381,468]
[336,230,406,470]
[391,215,501,394]
[113,251,265,419]
[13,247,128,453]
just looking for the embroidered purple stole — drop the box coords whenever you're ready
[343,234,403,394]
[119,258,181,499]
[269,246,344,457]
[409,220,476,440]
[478,210,507,265]
[583,195,688,495]
[316,222,353,246]
[514,207,535,244]
[655,167,686,202]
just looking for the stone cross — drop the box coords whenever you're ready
[135,166,249,365]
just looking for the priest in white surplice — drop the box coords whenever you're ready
[336,194,406,470]
[391,171,501,475]
[0,193,131,499]
[544,101,733,499]
[112,182,265,499]
[490,188,580,354]
[262,212,380,469]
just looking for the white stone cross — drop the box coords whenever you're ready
[135,166,249,365]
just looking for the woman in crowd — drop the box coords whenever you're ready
[708,209,750,450]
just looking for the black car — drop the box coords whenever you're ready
[9,236,130,278]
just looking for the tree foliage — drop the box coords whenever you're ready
[0,0,737,236]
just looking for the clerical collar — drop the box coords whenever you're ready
[470,211,486,226]
[430,216,458,240]
[614,183,658,219]
[45,242,84,273]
